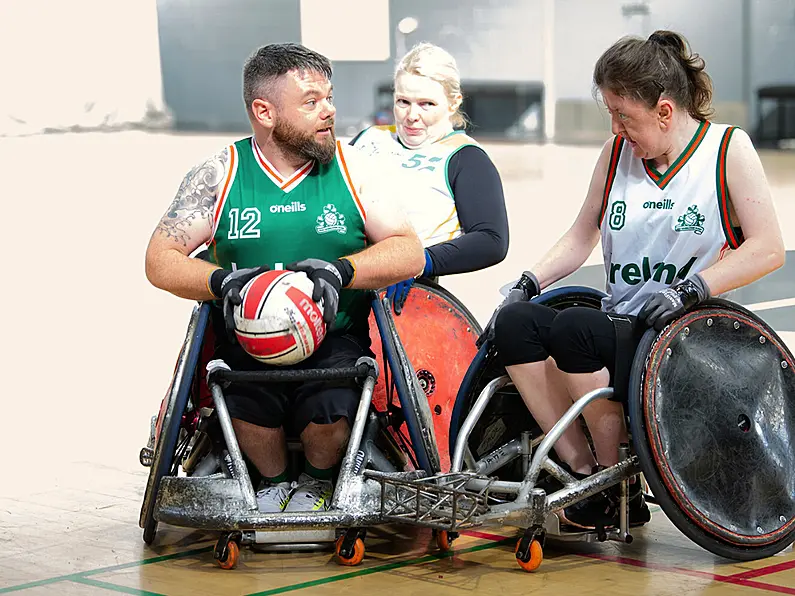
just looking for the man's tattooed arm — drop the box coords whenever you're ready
[156,147,230,248]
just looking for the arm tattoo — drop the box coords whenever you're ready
[156,147,230,246]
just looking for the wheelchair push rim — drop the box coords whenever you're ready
[139,302,211,544]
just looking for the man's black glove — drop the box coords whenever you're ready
[476,271,541,348]
[287,258,354,328]
[638,273,710,331]
[209,266,270,342]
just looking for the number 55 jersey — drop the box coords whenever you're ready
[351,125,479,247]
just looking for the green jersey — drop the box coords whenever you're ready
[209,137,369,333]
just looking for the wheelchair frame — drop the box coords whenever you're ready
[140,285,795,571]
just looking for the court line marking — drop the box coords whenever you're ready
[726,579,795,596]
[746,298,795,311]
[2,521,792,595]
[729,560,795,581]
[0,546,212,594]
[69,576,165,596]
[0,535,513,595]
[462,530,514,542]
[579,553,795,595]
[244,537,514,596]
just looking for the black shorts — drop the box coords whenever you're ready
[217,332,373,435]
[493,302,644,398]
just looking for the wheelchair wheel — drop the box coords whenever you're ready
[139,302,211,545]
[448,286,605,477]
[628,299,795,560]
[370,280,481,474]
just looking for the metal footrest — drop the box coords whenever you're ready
[366,470,493,531]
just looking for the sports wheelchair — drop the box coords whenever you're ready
[138,282,479,567]
[139,282,795,571]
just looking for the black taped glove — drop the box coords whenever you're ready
[209,266,270,342]
[286,258,354,328]
[638,273,710,331]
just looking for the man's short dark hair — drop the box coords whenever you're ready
[243,43,332,112]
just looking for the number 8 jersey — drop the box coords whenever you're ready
[599,121,744,316]
[351,125,479,246]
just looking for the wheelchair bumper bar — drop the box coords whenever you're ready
[154,476,384,531]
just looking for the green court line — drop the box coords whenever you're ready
[0,546,212,594]
[246,537,514,596]
[0,510,665,594]
[70,576,166,596]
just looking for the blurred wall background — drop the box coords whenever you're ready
[2,0,794,145]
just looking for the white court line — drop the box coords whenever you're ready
[744,297,795,311]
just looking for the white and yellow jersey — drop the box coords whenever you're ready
[599,121,743,315]
[351,125,479,247]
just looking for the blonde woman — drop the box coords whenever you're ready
[351,42,509,312]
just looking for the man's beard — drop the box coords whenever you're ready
[273,117,336,164]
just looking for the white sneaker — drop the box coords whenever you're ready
[283,473,333,512]
[256,481,292,513]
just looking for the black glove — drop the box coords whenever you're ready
[476,271,541,348]
[287,258,354,327]
[638,273,710,331]
[209,266,270,342]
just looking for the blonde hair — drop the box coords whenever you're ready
[395,42,466,129]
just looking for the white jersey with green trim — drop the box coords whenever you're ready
[351,125,477,246]
[600,121,743,316]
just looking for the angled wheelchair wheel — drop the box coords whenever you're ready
[369,280,481,473]
[139,302,211,545]
[628,299,795,560]
[449,286,606,476]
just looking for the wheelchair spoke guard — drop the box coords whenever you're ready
[370,280,481,473]
[629,300,795,560]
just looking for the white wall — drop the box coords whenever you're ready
[0,0,167,136]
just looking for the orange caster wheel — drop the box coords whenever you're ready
[434,530,456,553]
[515,538,543,572]
[217,540,239,570]
[335,536,365,566]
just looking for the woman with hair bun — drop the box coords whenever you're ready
[351,42,509,312]
[490,30,784,530]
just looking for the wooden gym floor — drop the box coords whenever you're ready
[1,132,794,595]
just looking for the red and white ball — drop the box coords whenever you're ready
[233,270,326,365]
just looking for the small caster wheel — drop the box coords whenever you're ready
[434,530,456,553]
[515,538,543,572]
[335,536,365,566]
[217,540,239,570]
[214,532,241,570]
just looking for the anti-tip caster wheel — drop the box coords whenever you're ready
[214,532,241,570]
[434,529,458,553]
[515,530,544,572]
[335,535,365,566]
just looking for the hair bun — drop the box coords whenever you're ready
[648,30,683,52]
